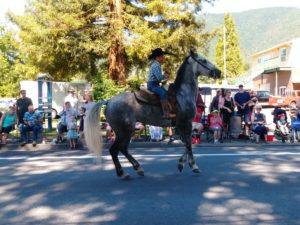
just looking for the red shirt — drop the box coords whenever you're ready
[194,93,204,123]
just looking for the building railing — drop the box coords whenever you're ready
[251,57,290,76]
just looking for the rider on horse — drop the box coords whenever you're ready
[147,48,176,119]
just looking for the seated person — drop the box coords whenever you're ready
[192,103,204,143]
[209,110,222,144]
[147,48,175,119]
[0,106,17,145]
[251,105,268,144]
[133,122,145,140]
[272,106,287,124]
[277,113,289,135]
[56,101,77,143]
[20,104,43,147]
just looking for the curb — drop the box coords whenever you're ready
[1,140,300,151]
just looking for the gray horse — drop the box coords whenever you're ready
[85,50,221,179]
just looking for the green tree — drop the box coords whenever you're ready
[8,0,215,86]
[9,0,110,81]
[215,13,243,82]
[0,26,27,97]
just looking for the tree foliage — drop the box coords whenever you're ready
[214,13,243,82]
[0,26,27,97]
[8,0,215,83]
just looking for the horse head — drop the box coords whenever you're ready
[188,50,221,79]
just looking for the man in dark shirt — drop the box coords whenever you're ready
[16,90,33,125]
[234,84,251,123]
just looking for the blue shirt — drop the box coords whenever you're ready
[234,91,251,105]
[23,111,43,126]
[59,107,77,126]
[148,60,165,83]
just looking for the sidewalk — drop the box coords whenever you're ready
[1,137,300,151]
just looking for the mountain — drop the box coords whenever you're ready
[201,7,300,62]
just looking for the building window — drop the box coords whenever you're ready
[280,48,286,62]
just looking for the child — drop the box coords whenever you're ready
[209,110,223,144]
[277,113,289,135]
[67,115,78,149]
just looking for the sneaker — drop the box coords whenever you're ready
[20,142,27,147]
[32,141,37,147]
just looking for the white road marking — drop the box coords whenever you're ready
[1,151,300,161]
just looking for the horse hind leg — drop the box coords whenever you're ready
[109,140,130,179]
[120,148,144,177]
[178,153,187,172]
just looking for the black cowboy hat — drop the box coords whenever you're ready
[148,48,173,60]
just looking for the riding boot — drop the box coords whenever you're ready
[161,100,176,119]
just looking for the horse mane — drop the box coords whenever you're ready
[173,56,190,92]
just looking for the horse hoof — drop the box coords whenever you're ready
[192,168,201,174]
[121,172,130,180]
[178,164,184,172]
[136,167,144,176]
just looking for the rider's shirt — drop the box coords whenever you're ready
[148,60,165,83]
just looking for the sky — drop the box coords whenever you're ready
[1,0,300,22]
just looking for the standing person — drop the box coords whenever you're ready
[65,89,78,109]
[20,104,43,147]
[234,84,252,125]
[16,90,33,125]
[83,92,95,117]
[147,48,175,119]
[56,101,77,143]
[67,115,78,149]
[0,106,17,145]
[193,88,205,140]
[249,90,258,120]
[210,89,223,112]
[220,90,235,134]
[78,106,86,147]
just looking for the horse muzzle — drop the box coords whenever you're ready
[210,68,221,79]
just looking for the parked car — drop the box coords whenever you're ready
[268,90,300,107]
[256,90,271,106]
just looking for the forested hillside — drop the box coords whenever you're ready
[202,7,300,60]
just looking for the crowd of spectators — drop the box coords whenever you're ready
[1,85,300,148]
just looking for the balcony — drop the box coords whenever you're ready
[251,57,291,78]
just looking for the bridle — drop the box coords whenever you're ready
[189,54,212,71]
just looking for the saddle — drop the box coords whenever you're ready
[133,87,160,105]
[133,84,177,116]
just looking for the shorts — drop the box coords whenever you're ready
[209,127,222,132]
[192,122,203,130]
[57,123,68,134]
[1,126,14,134]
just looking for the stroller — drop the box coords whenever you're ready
[273,109,292,143]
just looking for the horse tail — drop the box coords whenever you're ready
[84,101,107,158]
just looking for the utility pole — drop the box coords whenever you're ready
[222,23,227,85]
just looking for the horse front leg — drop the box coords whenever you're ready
[178,125,201,174]
[186,142,201,174]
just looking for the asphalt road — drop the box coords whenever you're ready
[1,144,300,225]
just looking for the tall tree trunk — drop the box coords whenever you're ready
[108,0,126,85]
